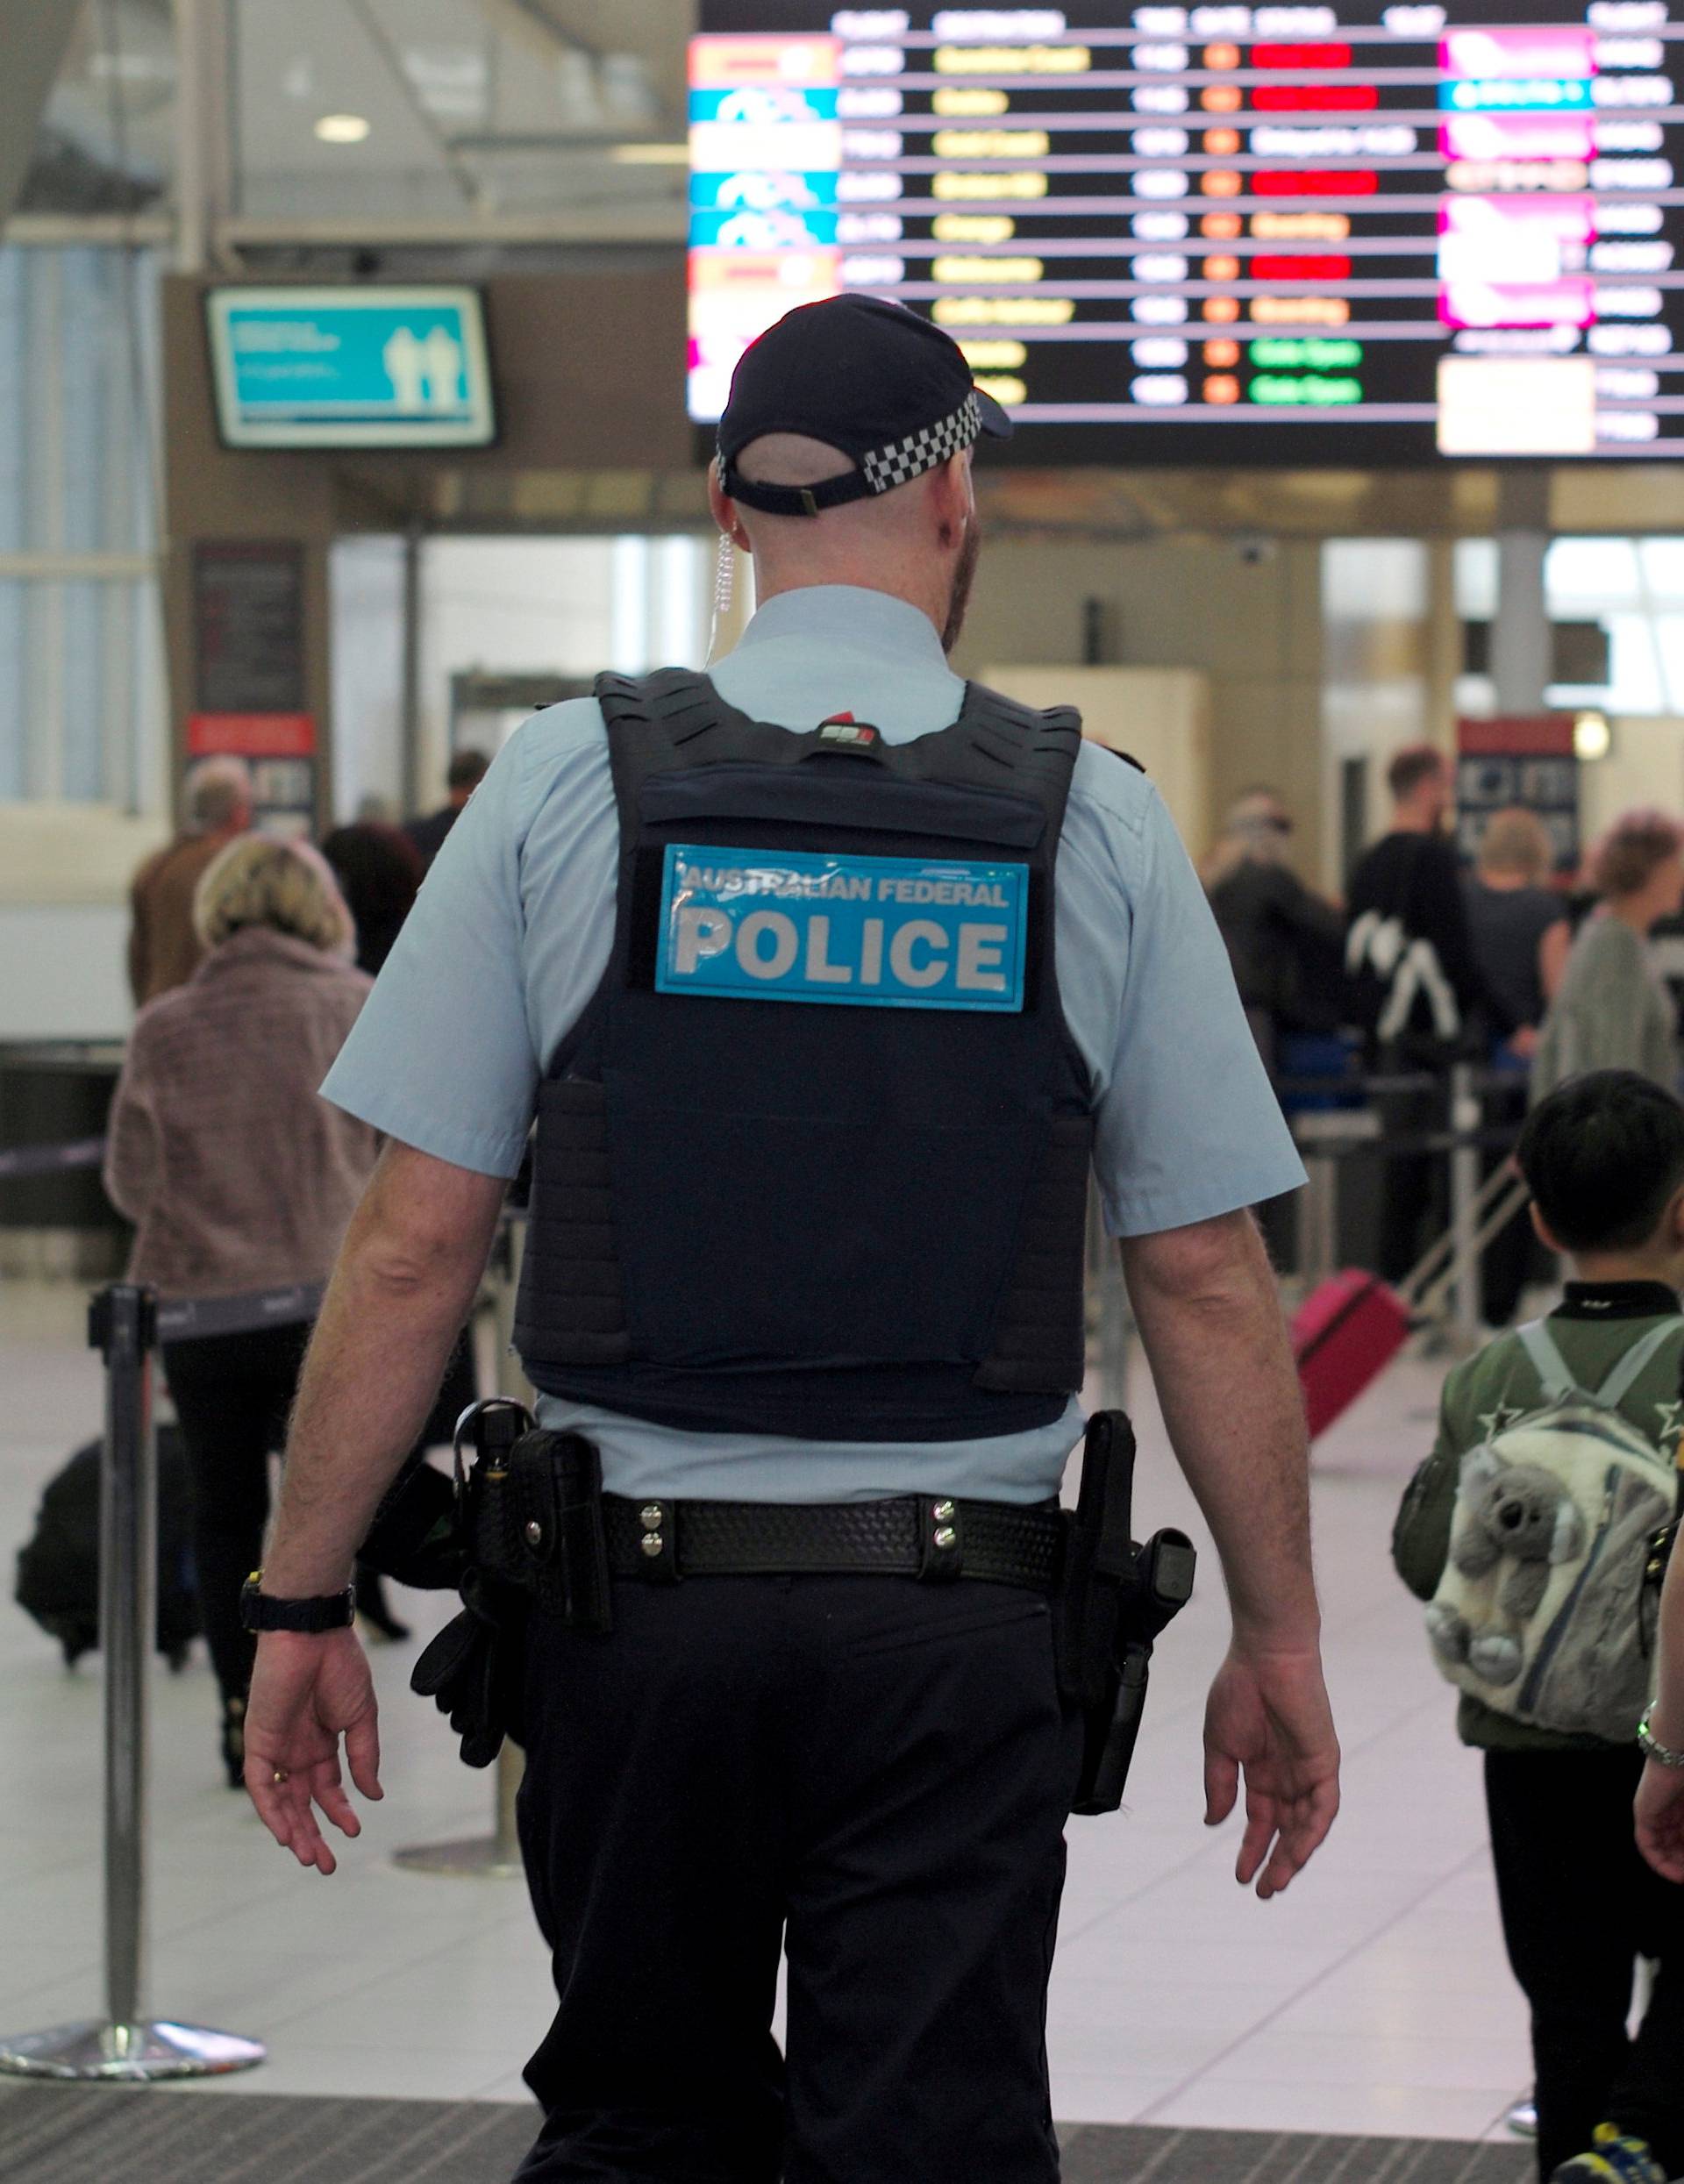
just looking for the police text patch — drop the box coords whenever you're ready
[656,846,1028,1011]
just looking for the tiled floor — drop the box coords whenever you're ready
[0,1282,1534,2144]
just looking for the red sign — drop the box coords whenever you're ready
[1458,716,1574,757]
[188,712,317,758]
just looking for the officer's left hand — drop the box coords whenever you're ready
[244,1627,382,1876]
[1202,1642,1340,1899]
[1636,1754,1684,1883]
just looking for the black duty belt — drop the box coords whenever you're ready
[601,1492,1064,1592]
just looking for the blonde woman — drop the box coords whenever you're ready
[1531,810,1684,1108]
[104,837,380,1784]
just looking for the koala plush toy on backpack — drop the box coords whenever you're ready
[1424,1317,1682,1743]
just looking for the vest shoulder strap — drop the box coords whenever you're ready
[593,667,1086,837]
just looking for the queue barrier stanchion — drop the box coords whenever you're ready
[0,1285,266,2081]
[1449,1062,1483,1352]
[1289,1108,1381,1290]
[1287,1067,1532,1338]
[394,1216,527,1881]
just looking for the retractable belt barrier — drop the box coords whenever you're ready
[1288,1060,1531,1347]
[154,1283,325,1342]
[0,1136,107,1180]
[1291,1121,1522,1162]
[1276,1064,1528,1103]
[0,1286,267,2081]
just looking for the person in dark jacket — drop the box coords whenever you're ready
[321,821,425,977]
[1203,788,1347,1072]
[1463,808,1572,1324]
[1463,808,1570,1054]
[404,747,490,869]
[1346,745,1488,1283]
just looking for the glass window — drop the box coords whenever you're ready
[1545,538,1642,610]
[0,243,164,810]
[22,1,175,218]
[1639,541,1684,603]
[1452,538,1496,623]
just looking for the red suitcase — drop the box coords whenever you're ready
[1291,1271,1411,1441]
[1291,1170,1532,1439]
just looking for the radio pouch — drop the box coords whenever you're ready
[494,1430,614,1631]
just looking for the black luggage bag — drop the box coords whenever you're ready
[15,1425,199,1668]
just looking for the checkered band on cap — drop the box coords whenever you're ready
[860,391,983,496]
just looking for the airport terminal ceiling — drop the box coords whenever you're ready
[18,0,692,233]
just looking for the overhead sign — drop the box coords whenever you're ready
[205,286,496,449]
[1456,714,1579,871]
[657,845,1029,1010]
[689,4,1684,465]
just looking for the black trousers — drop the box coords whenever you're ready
[161,1322,312,1707]
[162,1322,479,1708]
[512,1575,1085,2184]
[1486,1750,1684,2180]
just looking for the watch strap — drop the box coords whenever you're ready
[240,1572,357,1634]
[1638,1701,1684,1771]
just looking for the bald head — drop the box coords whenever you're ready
[710,432,981,652]
[184,756,253,835]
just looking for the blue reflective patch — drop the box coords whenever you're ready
[656,845,1028,1012]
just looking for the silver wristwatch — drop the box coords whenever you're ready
[1638,1702,1684,1770]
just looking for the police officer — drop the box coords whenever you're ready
[242,296,1340,2183]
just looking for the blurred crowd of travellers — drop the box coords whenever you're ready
[1204,744,1684,1319]
[14,737,1684,2184]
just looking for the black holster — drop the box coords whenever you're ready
[1054,1410,1196,1817]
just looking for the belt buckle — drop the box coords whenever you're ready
[917,1498,963,1582]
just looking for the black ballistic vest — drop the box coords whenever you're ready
[512,667,1096,1441]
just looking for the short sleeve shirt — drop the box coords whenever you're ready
[324,585,1303,1502]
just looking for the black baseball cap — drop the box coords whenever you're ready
[717,294,1012,519]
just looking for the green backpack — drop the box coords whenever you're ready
[1424,1317,1683,1744]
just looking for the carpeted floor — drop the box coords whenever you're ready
[0,2086,1538,2183]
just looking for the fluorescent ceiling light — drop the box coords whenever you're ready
[315,113,372,145]
[610,142,689,164]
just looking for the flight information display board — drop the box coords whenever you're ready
[687,4,1684,462]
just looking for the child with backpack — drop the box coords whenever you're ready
[1394,1069,1684,2184]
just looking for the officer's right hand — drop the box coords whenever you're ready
[244,1627,383,1877]
[1202,1643,1340,1900]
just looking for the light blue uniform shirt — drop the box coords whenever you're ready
[324,586,1303,1502]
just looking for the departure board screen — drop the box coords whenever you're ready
[687,4,1684,462]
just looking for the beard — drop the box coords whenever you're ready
[940,513,981,654]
